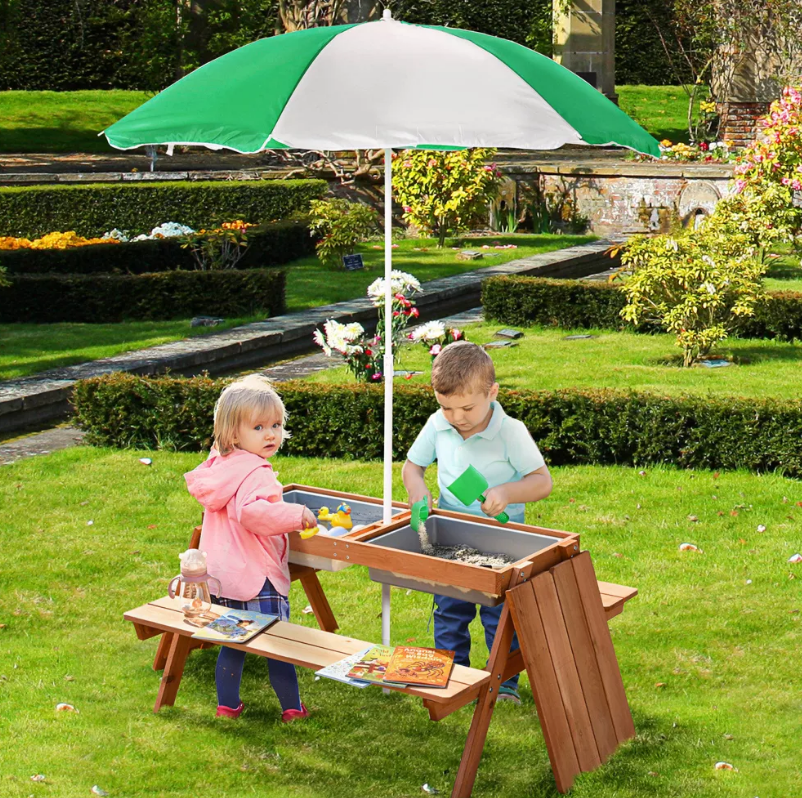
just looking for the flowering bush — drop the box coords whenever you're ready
[0,231,121,250]
[313,270,422,381]
[308,198,379,269]
[633,139,736,163]
[392,148,502,247]
[730,84,802,247]
[408,320,465,359]
[617,230,767,366]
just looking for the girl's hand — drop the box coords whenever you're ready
[481,485,509,518]
[301,507,317,531]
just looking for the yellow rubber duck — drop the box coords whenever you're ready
[317,503,353,531]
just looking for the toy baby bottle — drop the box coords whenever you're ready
[168,548,221,619]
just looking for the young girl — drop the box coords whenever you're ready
[184,374,317,722]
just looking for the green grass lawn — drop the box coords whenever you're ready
[0,235,592,381]
[2,87,688,153]
[0,90,153,154]
[617,85,707,145]
[305,321,802,401]
[283,234,594,312]
[1,447,800,797]
[0,317,264,381]
[764,249,802,293]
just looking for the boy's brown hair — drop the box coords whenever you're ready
[431,341,495,396]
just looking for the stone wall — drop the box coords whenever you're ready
[500,160,734,237]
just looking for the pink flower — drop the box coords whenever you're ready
[451,329,462,340]
[410,307,420,318]
[793,180,802,191]
[429,344,442,357]
[699,141,709,151]
[403,205,412,213]
[372,372,382,381]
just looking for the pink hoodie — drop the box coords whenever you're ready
[184,448,306,601]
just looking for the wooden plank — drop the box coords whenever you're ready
[451,602,515,798]
[155,634,192,712]
[297,570,339,633]
[597,581,638,600]
[152,632,173,670]
[507,579,580,794]
[532,572,602,772]
[126,600,487,702]
[573,553,636,743]
[552,561,618,763]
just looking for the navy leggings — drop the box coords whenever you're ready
[215,578,301,712]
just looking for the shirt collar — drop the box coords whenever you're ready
[433,401,506,439]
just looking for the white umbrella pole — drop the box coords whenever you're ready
[381,147,393,650]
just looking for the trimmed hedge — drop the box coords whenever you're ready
[0,268,285,323]
[482,276,802,343]
[0,218,314,275]
[73,375,802,478]
[0,180,327,239]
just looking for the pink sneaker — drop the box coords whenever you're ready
[216,702,243,718]
[281,703,310,723]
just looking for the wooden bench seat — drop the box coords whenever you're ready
[126,596,491,714]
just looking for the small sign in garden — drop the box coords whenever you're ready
[342,253,364,271]
[495,328,523,339]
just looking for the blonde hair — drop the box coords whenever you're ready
[213,374,289,456]
[431,341,495,396]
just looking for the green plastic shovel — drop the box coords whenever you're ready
[411,498,429,533]
[447,465,509,524]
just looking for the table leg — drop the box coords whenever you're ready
[451,603,515,798]
[152,633,173,671]
[299,570,339,632]
[154,634,192,713]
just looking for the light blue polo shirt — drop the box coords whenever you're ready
[407,401,546,520]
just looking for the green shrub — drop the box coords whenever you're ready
[0,268,285,323]
[0,218,314,275]
[618,232,767,366]
[73,375,802,477]
[481,277,802,343]
[0,180,327,239]
[392,149,502,247]
[308,199,379,268]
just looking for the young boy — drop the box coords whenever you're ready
[402,341,552,703]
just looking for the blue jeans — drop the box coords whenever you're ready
[434,499,524,690]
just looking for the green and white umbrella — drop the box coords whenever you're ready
[104,10,658,645]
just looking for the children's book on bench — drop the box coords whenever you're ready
[329,644,455,688]
[190,609,278,644]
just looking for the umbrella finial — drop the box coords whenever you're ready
[382,8,392,20]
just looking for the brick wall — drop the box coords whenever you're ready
[717,101,770,149]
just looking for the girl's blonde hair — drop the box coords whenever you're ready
[213,374,289,456]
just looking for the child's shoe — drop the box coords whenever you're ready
[216,701,244,718]
[497,685,522,705]
[281,703,310,723]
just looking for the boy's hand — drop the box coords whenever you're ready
[300,507,318,530]
[481,485,509,518]
[408,487,433,512]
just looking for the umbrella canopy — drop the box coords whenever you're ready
[103,15,660,157]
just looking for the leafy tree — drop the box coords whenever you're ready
[308,198,378,268]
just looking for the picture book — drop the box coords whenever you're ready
[190,609,278,644]
[315,647,374,688]
[345,645,408,687]
[384,646,455,688]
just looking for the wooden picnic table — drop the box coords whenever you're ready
[125,549,637,796]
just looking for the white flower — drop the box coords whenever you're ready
[703,282,716,294]
[313,328,331,356]
[411,320,445,342]
[149,222,195,238]
[367,270,422,305]
[102,228,129,242]
[320,319,365,355]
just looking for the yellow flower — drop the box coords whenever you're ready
[660,139,673,147]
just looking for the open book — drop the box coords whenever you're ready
[384,646,455,688]
[190,609,278,644]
